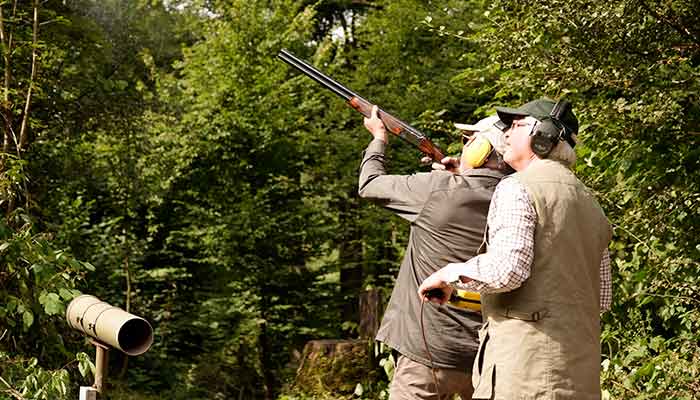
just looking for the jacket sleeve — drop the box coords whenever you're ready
[358,139,434,222]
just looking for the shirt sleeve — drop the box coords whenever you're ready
[442,178,614,311]
[600,248,612,311]
[358,139,433,222]
[441,178,536,293]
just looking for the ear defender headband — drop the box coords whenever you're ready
[530,100,573,158]
[462,136,493,168]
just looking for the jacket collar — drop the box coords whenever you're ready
[460,168,509,180]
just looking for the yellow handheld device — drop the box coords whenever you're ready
[449,290,481,312]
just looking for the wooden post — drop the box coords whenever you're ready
[359,289,382,339]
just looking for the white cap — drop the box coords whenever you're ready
[454,115,507,155]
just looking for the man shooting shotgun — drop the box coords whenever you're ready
[277,49,445,161]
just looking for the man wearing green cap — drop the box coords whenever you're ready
[359,105,512,400]
[418,98,612,399]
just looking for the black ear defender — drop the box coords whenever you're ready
[530,100,573,158]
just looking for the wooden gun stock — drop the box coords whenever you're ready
[347,97,445,161]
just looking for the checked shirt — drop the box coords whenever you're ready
[442,177,612,311]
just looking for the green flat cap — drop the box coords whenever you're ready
[496,98,578,147]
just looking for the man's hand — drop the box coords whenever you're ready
[418,272,454,305]
[364,105,388,144]
[421,156,461,173]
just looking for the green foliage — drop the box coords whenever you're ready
[1,0,194,398]
[2,0,697,399]
[0,212,89,400]
[0,353,71,400]
[99,1,351,398]
[0,211,88,344]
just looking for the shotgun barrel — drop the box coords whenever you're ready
[277,49,446,161]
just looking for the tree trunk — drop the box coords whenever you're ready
[358,289,382,339]
[339,196,363,327]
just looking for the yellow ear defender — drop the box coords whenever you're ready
[461,136,493,168]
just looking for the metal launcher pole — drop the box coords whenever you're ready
[79,340,109,400]
[92,340,109,394]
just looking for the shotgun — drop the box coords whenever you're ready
[277,49,446,161]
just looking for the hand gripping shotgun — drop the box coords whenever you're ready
[277,49,446,161]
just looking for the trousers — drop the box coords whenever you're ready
[389,354,474,400]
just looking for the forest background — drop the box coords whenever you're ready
[0,0,698,399]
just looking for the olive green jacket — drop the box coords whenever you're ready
[359,139,507,370]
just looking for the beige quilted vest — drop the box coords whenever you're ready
[473,159,612,400]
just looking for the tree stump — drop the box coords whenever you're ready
[287,290,385,398]
[293,339,377,398]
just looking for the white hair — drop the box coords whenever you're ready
[547,134,578,168]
